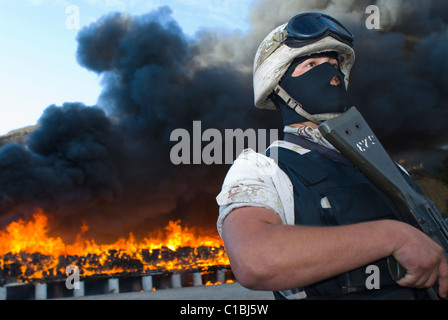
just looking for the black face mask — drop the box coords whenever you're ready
[278,61,348,125]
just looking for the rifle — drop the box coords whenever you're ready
[318,107,448,300]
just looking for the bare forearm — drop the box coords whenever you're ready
[222,208,400,291]
[244,221,397,290]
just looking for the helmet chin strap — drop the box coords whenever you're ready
[274,84,342,125]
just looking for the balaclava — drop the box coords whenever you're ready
[275,52,348,126]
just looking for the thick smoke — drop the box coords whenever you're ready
[346,3,448,151]
[72,6,279,240]
[1,1,448,240]
[0,6,277,240]
[0,104,123,220]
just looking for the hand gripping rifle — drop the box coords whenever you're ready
[318,107,448,300]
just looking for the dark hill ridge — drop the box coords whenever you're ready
[0,125,40,148]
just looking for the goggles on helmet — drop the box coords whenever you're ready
[280,13,354,48]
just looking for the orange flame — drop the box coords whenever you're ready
[0,209,230,282]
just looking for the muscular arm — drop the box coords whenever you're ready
[222,207,448,297]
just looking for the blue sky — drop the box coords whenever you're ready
[0,0,253,135]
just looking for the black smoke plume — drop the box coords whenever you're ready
[0,104,123,225]
[1,1,448,240]
[0,6,278,240]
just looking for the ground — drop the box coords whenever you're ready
[56,282,274,300]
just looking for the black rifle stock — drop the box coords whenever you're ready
[318,107,448,300]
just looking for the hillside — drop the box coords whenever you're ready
[409,170,448,217]
[0,125,39,148]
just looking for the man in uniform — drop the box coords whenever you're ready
[216,12,448,300]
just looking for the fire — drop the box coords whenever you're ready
[0,209,230,283]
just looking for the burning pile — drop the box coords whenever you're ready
[0,209,229,284]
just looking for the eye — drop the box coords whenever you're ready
[306,62,316,68]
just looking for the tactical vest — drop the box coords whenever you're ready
[267,134,428,300]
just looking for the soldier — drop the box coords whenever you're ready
[216,12,448,300]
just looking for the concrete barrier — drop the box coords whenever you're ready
[0,268,233,300]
